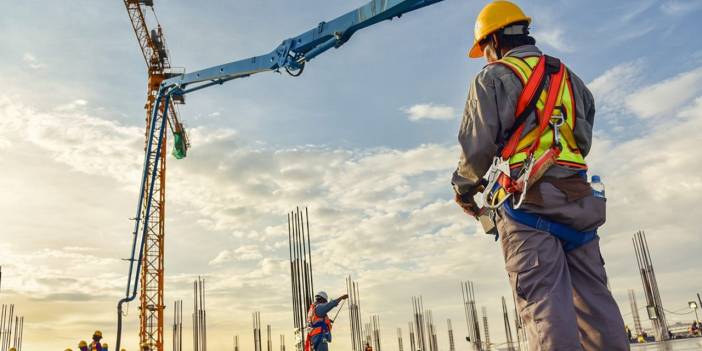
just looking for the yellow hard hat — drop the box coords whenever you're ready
[469,0,531,58]
[79,341,88,347]
[102,343,109,348]
[94,330,103,338]
[9,348,16,351]
[65,349,73,351]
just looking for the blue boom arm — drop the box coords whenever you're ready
[116,1,445,349]
[162,0,445,95]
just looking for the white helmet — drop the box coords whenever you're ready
[315,291,329,302]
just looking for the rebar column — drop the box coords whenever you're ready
[397,328,404,351]
[633,230,669,341]
[481,307,490,351]
[461,282,481,351]
[501,297,515,351]
[288,207,315,351]
[447,319,455,351]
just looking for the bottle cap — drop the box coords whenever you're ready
[591,175,601,183]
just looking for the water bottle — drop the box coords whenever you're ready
[591,175,606,199]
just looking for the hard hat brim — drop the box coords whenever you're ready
[468,41,484,58]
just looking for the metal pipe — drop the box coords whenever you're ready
[116,90,170,351]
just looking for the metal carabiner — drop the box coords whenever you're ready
[511,155,534,210]
[550,112,565,148]
[482,157,512,210]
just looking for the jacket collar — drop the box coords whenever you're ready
[504,45,542,58]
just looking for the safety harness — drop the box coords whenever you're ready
[482,54,596,251]
[305,303,332,351]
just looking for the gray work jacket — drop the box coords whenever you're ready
[451,45,595,195]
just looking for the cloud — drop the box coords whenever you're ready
[533,27,575,53]
[209,250,233,265]
[625,68,702,118]
[23,53,46,69]
[660,0,702,15]
[402,103,456,121]
[2,69,702,350]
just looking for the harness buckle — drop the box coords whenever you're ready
[482,157,512,210]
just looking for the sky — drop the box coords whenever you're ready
[1,0,702,350]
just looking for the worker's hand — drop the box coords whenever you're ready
[339,294,349,300]
[454,191,481,219]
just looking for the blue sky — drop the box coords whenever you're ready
[2,1,702,350]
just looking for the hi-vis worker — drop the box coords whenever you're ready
[452,1,628,350]
[305,291,348,351]
[90,330,104,351]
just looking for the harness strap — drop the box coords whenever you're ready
[502,203,597,251]
[499,55,562,160]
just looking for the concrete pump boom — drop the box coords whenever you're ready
[116,1,446,350]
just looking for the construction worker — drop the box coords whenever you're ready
[79,341,89,351]
[102,343,109,351]
[364,342,372,351]
[452,1,628,350]
[90,330,103,351]
[305,291,348,351]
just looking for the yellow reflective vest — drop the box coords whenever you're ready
[496,56,587,170]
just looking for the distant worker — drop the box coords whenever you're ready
[90,330,103,351]
[102,343,109,351]
[364,342,372,351]
[79,341,89,351]
[141,342,151,351]
[451,1,628,350]
[305,291,348,351]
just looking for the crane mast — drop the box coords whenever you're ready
[122,1,189,351]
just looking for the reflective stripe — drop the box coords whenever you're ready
[496,56,587,169]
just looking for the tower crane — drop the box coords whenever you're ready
[121,1,188,351]
[116,1,446,351]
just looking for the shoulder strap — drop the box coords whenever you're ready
[498,55,562,159]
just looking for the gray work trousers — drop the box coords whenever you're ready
[496,181,629,351]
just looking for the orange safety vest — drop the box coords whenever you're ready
[306,303,332,337]
[494,54,587,170]
[304,303,333,351]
